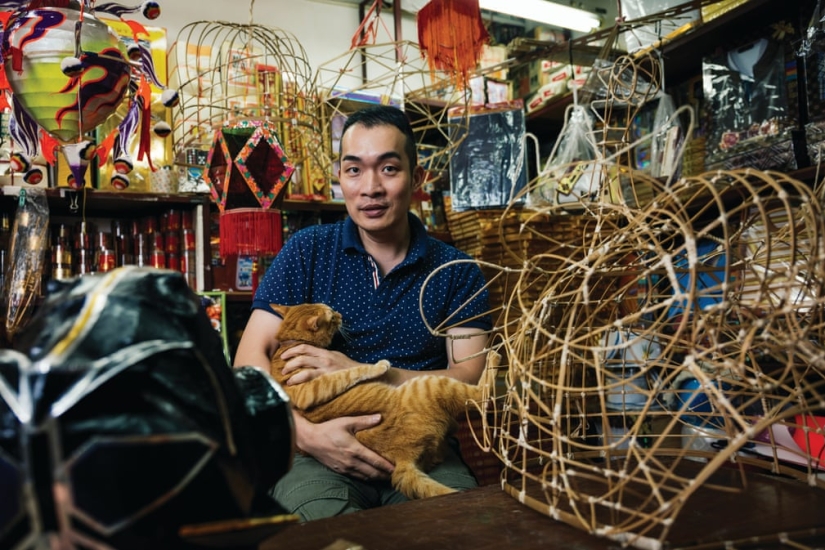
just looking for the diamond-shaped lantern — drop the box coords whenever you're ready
[204,120,294,261]
[204,120,295,213]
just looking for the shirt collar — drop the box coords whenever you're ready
[343,212,428,265]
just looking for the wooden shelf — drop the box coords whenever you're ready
[1,186,210,218]
[0,187,349,217]
[225,291,254,302]
[526,93,575,125]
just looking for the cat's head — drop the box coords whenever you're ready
[271,303,342,348]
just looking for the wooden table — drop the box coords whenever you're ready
[259,468,825,550]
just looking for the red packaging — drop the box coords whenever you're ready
[165,231,180,254]
[97,249,115,273]
[181,210,194,230]
[166,209,182,231]
[150,250,166,269]
[150,232,164,252]
[181,229,196,251]
[181,250,197,274]
[166,252,180,271]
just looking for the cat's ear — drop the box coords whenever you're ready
[270,304,288,318]
[305,315,320,331]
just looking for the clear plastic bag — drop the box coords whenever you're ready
[3,188,49,341]
[529,104,602,208]
[649,92,683,178]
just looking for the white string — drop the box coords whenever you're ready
[247,0,256,57]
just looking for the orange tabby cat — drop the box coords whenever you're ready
[269,303,484,500]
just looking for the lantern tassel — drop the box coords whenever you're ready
[417,0,489,88]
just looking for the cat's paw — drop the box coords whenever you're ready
[375,359,391,374]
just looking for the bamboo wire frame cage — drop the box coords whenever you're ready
[422,43,825,549]
[314,39,472,188]
[168,21,331,198]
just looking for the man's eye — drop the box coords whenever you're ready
[383,166,400,174]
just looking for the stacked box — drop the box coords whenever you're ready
[526,64,591,114]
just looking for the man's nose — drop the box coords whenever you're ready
[362,170,384,194]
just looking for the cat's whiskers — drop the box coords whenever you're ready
[338,323,353,344]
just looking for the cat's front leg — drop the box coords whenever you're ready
[367,359,391,379]
[291,360,391,410]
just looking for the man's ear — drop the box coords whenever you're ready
[412,165,425,191]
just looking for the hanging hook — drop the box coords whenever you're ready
[67,189,79,213]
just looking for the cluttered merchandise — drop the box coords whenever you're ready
[1,0,825,549]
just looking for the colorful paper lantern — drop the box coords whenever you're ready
[417,0,489,86]
[218,208,284,259]
[3,3,131,142]
[0,0,178,189]
[204,120,295,213]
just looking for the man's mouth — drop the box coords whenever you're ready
[361,204,388,216]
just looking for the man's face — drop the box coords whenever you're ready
[338,123,422,235]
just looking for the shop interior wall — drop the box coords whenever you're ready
[159,0,422,75]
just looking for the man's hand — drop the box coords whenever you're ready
[280,344,359,385]
[296,414,395,481]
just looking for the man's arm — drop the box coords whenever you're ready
[384,327,488,385]
[233,309,282,371]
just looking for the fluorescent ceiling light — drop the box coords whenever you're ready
[478,0,601,33]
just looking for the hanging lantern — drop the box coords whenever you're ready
[417,0,489,87]
[0,0,178,190]
[2,1,132,142]
[204,119,294,291]
[204,120,295,213]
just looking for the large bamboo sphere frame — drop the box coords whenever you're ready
[421,52,825,549]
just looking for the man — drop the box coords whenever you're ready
[234,105,491,520]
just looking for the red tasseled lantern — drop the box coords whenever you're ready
[205,120,294,263]
[218,208,283,258]
[417,0,489,88]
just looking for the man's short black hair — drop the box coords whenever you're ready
[340,105,418,171]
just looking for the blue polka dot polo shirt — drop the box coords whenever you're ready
[252,212,492,371]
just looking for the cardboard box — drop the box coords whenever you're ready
[479,44,508,81]
[533,26,566,44]
[526,80,569,113]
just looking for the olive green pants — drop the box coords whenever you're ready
[270,439,478,521]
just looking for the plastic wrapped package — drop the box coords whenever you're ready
[702,37,790,164]
[448,102,527,211]
[3,187,49,341]
[0,266,297,549]
[529,104,601,208]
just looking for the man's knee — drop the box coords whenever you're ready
[270,456,371,521]
[271,478,360,521]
